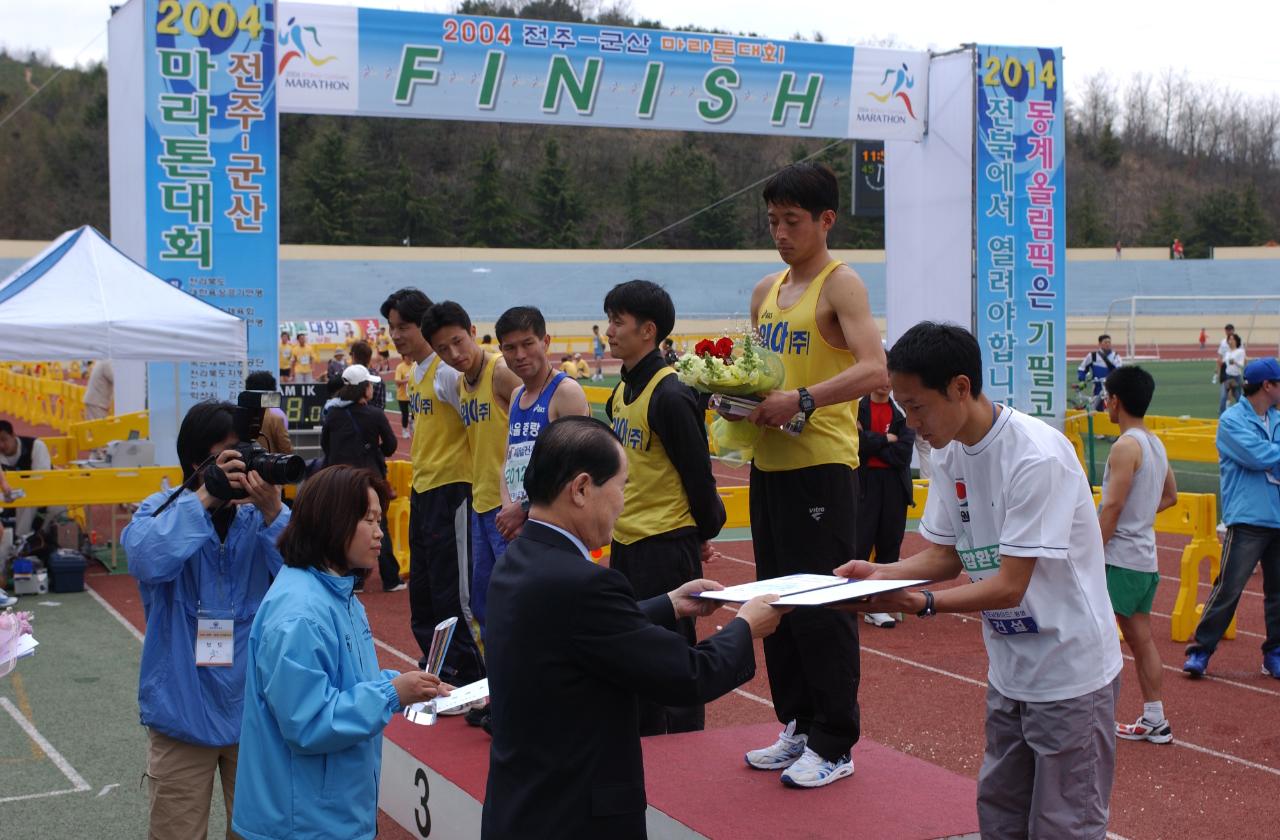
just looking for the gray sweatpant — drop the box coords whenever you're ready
[977,677,1119,839]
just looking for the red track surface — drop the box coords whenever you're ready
[12,407,1280,838]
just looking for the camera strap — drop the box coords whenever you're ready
[343,407,373,453]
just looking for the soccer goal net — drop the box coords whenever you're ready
[1096,296,1280,361]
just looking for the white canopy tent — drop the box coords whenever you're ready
[0,225,246,361]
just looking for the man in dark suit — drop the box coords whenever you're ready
[482,416,784,840]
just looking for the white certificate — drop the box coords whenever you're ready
[695,574,850,603]
[771,579,930,607]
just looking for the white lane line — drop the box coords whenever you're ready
[97,783,120,797]
[732,688,775,707]
[0,697,91,797]
[856,637,1280,776]
[0,788,87,804]
[1148,608,1264,640]
[1157,573,1262,598]
[374,638,420,667]
[86,586,144,643]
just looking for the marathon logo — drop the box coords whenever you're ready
[956,480,970,523]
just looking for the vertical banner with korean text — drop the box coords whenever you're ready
[145,0,278,446]
[974,45,1065,421]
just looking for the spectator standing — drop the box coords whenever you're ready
[854,385,916,628]
[232,466,445,840]
[84,359,114,420]
[1098,366,1178,743]
[349,341,387,410]
[591,324,606,381]
[1222,334,1246,411]
[1184,358,1280,679]
[291,334,314,383]
[279,331,293,382]
[327,349,347,382]
[1217,325,1242,414]
[244,371,292,455]
[1078,334,1122,411]
[121,402,290,840]
[321,365,401,593]
[394,357,415,439]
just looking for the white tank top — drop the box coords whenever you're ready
[1102,428,1168,573]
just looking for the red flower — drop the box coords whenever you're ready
[695,339,715,356]
[714,337,734,359]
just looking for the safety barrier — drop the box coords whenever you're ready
[67,411,150,452]
[1161,493,1234,642]
[1063,410,1219,467]
[0,369,87,433]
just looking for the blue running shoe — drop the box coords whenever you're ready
[1262,651,1280,679]
[1183,650,1209,677]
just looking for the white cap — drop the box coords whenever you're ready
[342,364,381,385]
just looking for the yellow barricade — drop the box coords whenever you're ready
[718,485,750,529]
[583,385,613,407]
[69,411,150,452]
[3,466,182,507]
[386,459,412,500]
[41,436,76,467]
[388,496,411,577]
[0,369,88,433]
[1064,411,1219,468]
[1163,493,1233,642]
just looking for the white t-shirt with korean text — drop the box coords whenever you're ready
[919,406,1122,702]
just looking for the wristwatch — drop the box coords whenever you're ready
[797,386,816,415]
[916,590,936,618]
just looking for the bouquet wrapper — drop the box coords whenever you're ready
[710,417,763,467]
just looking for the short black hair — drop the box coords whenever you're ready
[350,340,373,366]
[0,420,13,436]
[422,301,473,342]
[603,280,675,345]
[380,288,433,325]
[887,322,983,397]
[496,306,547,342]
[176,401,235,481]
[1098,334,1111,343]
[762,162,839,218]
[278,465,389,576]
[245,370,277,391]
[326,374,344,396]
[524,416,622,506]
[1105,365,1154,417]
[1225,323,1235,331]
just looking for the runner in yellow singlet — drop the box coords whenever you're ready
[381,288,485,691]
[736,162,888,790]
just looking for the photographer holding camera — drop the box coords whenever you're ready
[122,399,298,839]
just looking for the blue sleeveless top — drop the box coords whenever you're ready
[504,372,567,502]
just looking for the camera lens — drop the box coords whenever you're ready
[254,452,306,484]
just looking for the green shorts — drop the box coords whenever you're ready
[1105,565,1160,617]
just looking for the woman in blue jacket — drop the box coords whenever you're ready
[232,465,447,840]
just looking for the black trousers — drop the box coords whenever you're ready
[1189,523,1280,656]
[409,483,485,684]
[750,462,861,760]
[853,467,910,565]
[354,513,403,590]
[610,532,705,735]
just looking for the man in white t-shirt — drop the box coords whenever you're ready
[836,322,1123,839]
[1217,323,1240,415]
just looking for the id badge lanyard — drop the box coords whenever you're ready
[195,538,235,668]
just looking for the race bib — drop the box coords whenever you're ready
[195,617,234,667]
[958,543,1040,635]
[505,441,534,503]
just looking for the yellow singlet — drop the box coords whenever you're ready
[608,367,696,545]
[409,355,471,493]
[753,260,859,472]
[458,353,509,514]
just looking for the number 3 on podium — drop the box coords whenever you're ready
[413,767,431,836]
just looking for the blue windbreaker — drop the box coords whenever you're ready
[232,566,402,840]
[1216,398,1280,528]
[123,490,288,747]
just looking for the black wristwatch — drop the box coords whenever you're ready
[797,386,816,415]
[916,590,936,618]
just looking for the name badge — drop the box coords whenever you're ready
[195,618,234,667]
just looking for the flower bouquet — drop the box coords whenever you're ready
[0,609,35,679]
[674,332,787,465]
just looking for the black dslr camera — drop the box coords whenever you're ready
[202,391,306,501]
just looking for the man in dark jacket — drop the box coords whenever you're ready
[482,417,783,840]
[855,385,916,628]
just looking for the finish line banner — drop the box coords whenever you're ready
[276,3,928,140]
[974,45,1065,421]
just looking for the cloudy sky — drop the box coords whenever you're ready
[4,0,1277,100]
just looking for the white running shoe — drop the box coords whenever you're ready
[401,427,411,439]
[745,720,808,770]
[438,698,486,717]
[780,747,855,788]
[864,612,897,628]
[0,590,17,608]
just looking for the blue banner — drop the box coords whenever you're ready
[275,3,928,141]
[145,0,278,424]
[974,45,1065,419]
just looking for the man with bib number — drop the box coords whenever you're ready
[493,306,590,542]
[838,322,1122,838]
[738,163,888,788]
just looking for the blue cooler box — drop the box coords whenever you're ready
[49,549,87,593]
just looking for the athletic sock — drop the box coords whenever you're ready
[1143,700,1165,723]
